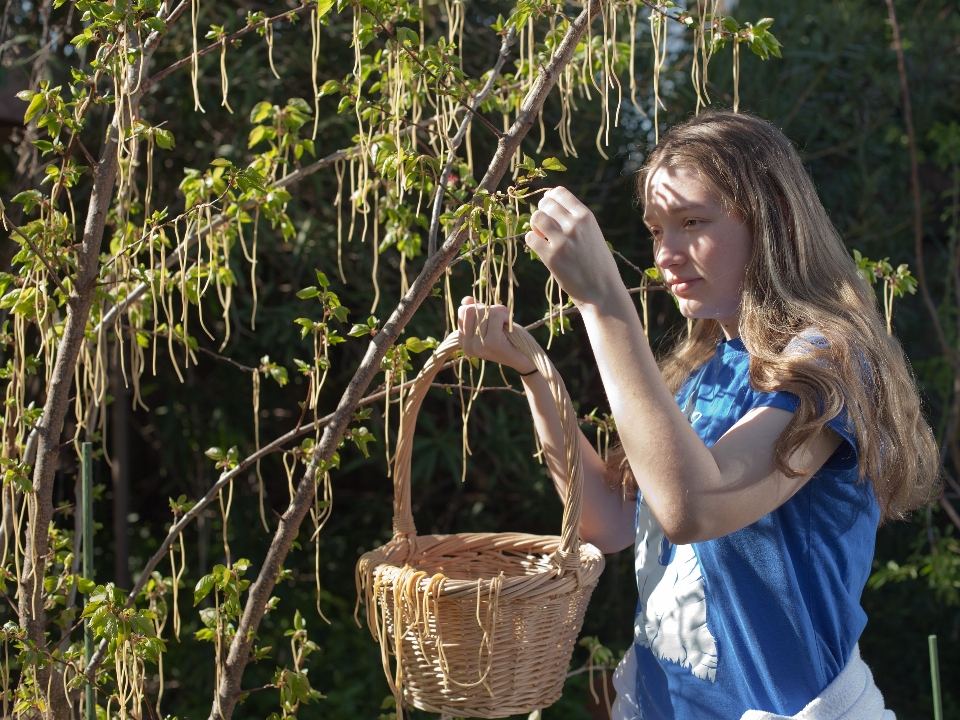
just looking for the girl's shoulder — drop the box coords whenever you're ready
[782,328,833,356]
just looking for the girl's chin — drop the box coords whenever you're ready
[677,301,739,325]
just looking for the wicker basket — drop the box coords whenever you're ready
[356,328,606,718]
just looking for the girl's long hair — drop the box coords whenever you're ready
[607,110,939,522]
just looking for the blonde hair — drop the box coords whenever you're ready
[607,110,939,522]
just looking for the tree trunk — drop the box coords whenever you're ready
[15,10,158,714]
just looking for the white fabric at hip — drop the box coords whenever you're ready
[741,645,895,720]
[610,644,894,720]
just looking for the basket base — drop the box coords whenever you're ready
[361,533,606,719]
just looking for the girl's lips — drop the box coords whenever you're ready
[671,278,702,296]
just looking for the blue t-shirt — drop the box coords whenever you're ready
[632,336,880,719]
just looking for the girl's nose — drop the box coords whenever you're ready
[654,233,686,270]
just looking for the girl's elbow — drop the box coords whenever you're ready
[656,504,709,546]
[662,524,698,546]
[581,522,635,554]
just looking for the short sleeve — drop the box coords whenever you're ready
[749,390,858,472]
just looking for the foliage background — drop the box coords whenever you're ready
[1,0,958,717]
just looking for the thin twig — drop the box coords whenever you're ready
[143,5,314,91]
[118,324,257,372]
[368,7,505,141]
[566,663,617,679]
[884,0,954,371]
[428,26,516,255]
[430,382,525,396]
[2,218,68,296]
[93,112,450,335]
[74,135,97,168]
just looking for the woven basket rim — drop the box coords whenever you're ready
[363,532,605,596]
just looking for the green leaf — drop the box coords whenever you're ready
[154,128,175,150]
[204,447,224,461]
[296,286,320,299]
[23,93,46,124]
[317,80,341,98]
[143,16,167,33]
[315,270,330,288]
[80,600,101,619]
[350,427,376,457]
[404,336,427,353]
[267,366,288,386]
[250,101,274,124]
[194,574,216,605]
[287,97,312,115]
[289,671,313,703]
[11,190,41,212]
[316,0,336,20]
[541,157,567,171]
[721,16,740,32]
[241,167,266,190]
[395,27,419,47]
[247,124,270,149]
[210,158,233,167]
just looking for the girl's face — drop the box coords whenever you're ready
[643,165,753,338]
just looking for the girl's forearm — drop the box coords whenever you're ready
[520,372,636,553]
[577,287,721,542]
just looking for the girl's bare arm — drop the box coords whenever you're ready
[525,187,842,544]
[458,299,635,553]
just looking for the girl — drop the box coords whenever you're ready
[457,111,939,719]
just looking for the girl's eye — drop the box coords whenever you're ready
[684,219,699,228]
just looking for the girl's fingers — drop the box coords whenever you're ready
[537,195,575,225]
[535,198,573,228]
[479,306,505,343]
[525,229,549,258]
[530,208,564,240]
[542,186,582,214]
[458,302,477,339]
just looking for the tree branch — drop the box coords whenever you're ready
[1,218,68,296]
[884,0,954,371]
[20,7,166,716]
[427,26,516,255]
[142,5,314,91]
[210,4,607,717]
[93,110,452,336]
[368,8,505,141]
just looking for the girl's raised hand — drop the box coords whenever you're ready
[526,187,624,308]
[457,297,537,374]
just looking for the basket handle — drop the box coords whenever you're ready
[390,327,584,575]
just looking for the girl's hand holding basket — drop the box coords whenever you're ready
[457,297,537,375]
